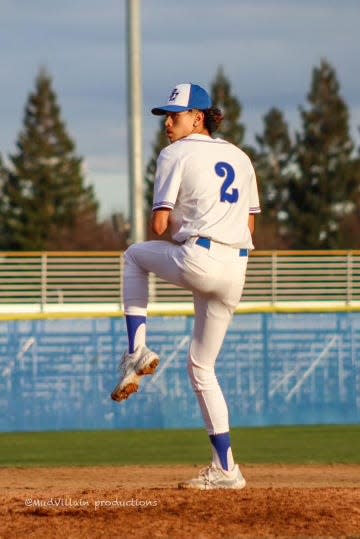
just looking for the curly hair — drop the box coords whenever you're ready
[203,107,224,134]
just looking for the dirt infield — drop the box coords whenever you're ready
[0,465,359,538]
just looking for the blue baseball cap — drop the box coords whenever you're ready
[151,83,212,115]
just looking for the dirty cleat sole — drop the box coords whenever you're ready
[110,346,160,403]
[111,381,139,402]
[111,366,140,402]
[136,356,160,376]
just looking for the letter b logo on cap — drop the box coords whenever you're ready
[169,88,180,102]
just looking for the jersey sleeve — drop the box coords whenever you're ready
[152,148,182,211]
[249,166,261,214]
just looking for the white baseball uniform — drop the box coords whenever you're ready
[124,133,260,435]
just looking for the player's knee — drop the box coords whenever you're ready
[124,243,146,268]
[187,356,217,392]
[124,243,137,262]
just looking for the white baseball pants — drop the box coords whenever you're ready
[123,237,248,435]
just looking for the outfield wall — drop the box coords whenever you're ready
[0,312,359,432]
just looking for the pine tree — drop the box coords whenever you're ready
[254,108,293,248]
[210,66,245,147]
[0,69,99,250]
[0,154,7,195]
[287,59,357,249]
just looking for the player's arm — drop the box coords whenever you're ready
[152,209,171,236]
[248,214,255,235]
[152,149,180,236]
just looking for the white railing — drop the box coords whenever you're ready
[0,250,359,310]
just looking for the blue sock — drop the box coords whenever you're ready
[209,432,232,471]
[125,315,146,353]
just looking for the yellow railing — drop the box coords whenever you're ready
[0,251,359,311]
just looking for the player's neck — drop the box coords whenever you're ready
[190,126,211,138]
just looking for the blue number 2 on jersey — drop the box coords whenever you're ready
[215,162,239,203]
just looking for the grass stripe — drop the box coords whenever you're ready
[0,425,359,467]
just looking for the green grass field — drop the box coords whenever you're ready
[0,425,359,467]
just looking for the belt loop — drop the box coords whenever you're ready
[195,237,211,249]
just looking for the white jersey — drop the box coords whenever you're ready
[152,134,261,249]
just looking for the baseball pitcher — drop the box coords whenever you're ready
[111,83,261,489]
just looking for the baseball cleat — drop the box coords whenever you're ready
[110,346,160,402]
[134,346,160,376]
[178,464,246,490]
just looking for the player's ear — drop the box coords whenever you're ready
[193,111,203,128]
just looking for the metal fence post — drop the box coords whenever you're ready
[148,273,156,304]
[41,253,47,311]
[347,251,353,304]
[271,251,277,305]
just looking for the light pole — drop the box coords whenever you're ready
[126,0,145,243]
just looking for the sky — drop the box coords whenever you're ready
[1,0,359,219]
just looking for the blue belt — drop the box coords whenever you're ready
[195,237,248,257]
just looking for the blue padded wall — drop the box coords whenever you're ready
[0,313,359,432]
